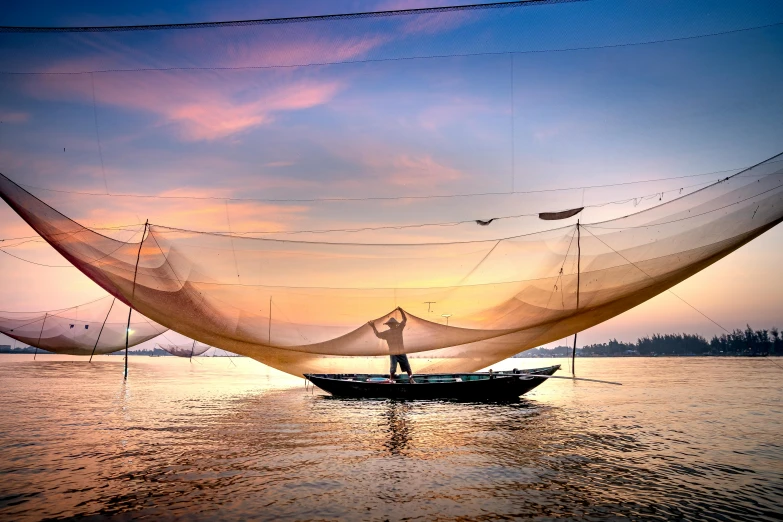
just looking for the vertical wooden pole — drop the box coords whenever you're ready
[268,296,272,344]
[572,220,580,376]
[34,313,48,360]
[89,297,115,362]
[125,220,148,380]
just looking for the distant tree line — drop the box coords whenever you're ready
[0,346,174,356]
[519,326,781,357]
[0,345,53,354]
[107,348,174,356]
[4,326,781,358]
[0,346,238,356]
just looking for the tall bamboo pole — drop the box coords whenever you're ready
[89,297,115,362]
[572,220,580,376]
[125,220,148,380]
[33,313,48,360]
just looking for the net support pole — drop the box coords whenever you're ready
[268,296,272,344]
[33,312,48,360]
[89,297,115,362]
[189,339,196,362]
[572,220,580,376]
[125,220,148,380]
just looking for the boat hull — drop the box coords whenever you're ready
[304,365,560,400]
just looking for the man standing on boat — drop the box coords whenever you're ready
[369,307,415,383]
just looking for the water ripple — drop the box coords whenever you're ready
[0,355,781,520]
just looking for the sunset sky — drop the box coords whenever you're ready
[1,0,782,352]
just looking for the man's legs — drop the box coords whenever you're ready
[389,355,399,379]
[398,354,414,383]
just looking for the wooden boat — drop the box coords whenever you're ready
[304,364,561,400]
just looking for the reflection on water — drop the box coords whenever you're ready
[0,355,781,520]
[383,402,411,456]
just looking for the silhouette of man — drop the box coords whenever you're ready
[369,307,414,383]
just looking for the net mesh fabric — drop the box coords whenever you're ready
[1,155,781,373]
[157,342,211,357]
[0,296,168,355]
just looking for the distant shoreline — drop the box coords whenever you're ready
[0,350,783,359]
[513,354,782,358]
[3,326,781,360]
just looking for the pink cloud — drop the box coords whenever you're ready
[0,112,30,123]
[204,33,389,69]
[416,95,505,132]
[375,0,477,35]
[48,25,387,73]
[335,150,464,189]
[387,154,463,186]
[21,23,393,142]
[263,161,294,168]
[27,70,342,141]
[532,121,579,143]
[71,189,310,235]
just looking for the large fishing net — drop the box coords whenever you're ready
[2,155,781,372]
[1,1,782,374]
[0,295,167,355]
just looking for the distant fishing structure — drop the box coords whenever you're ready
[0,295,167,357]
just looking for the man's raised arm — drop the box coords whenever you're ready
[368,320,381,338]
[398,308,407,328]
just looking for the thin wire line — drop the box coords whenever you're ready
[33,312,47,359]
[16,162,769,202]
[2,177,714,242]
[0,223,145,242]
[225,200,240,281]
[3,20,781,75]
[544,227,576,311]
[271,299,309,343]
[510,52,515,194]
[90,72,109,195]
[150,177,718,236]
[148,229,184,287]
[16,164,774,246]
[587,181,783,230]
[149,175,780,247]
[0,177,717,249]
[3,173,774,262]
[130,220,783,291]
[89,297,115,361]
[147,227,212,332]
[585,152,783,228]
[135,314,176,345]
[0,295,111,314]
[2,156,779,252]
[581,225,730,334]
[0,238,45,248]
[0,174,151,245]
[0,226,144,267]
[1,314,50,332]
[456,239,503,285]
[0,247,74,267]
[0,1,573,33]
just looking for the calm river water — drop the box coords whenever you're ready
[0,355,781,521]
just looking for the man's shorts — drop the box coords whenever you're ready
[390,354,412,374]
